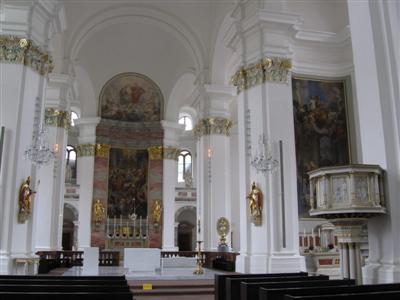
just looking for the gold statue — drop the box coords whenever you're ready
[93,199,105,223]
[18,176,35,223]
[247,182,263,226]
[216,217,230,247]
[153,199,162,225]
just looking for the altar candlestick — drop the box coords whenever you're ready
[113,216,116,235]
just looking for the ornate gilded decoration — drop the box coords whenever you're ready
[18,176,36,223]
[95,144,111,158]
[152,199,162,226]
[44,108,70,129]
[247,182,263,226]
[93,199,105,223]
[231,57,292,93]
[163,146,180,160]
[76,144,96,157]
[193,117,232,138]
[216,217,230,247]
[0,35,54,76]
[148,146,163,160]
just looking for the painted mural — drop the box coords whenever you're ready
[99,72,163,122]
[108,148,149,218]
[292,76,351,217]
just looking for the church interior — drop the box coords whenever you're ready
[1,0,400,298]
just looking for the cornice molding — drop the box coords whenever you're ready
[0,35,54,75]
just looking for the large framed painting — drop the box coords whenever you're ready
[99,72,163,122]
[107,148,148,218]
[292,76,351,217]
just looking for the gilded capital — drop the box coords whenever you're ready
[95,144,111,158]
[76,144,96,157]
[0,35,54,76]
[194,117,232,138]
[231,56,292,93]
[45,108,70,129]
[163,146,180,161]
[148,146,163,160]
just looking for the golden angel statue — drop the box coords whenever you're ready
[93,199,105,223]
[18,176,35,223]
[247,182,263,226]
[153,199,162,225]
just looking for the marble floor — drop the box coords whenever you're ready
[62,266,224,280]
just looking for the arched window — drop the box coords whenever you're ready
[70,111,79,127]
[65,145,77,183]
[178,114,193,131]
[178,150,192,183]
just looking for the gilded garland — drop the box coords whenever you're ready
[45,108,71,129]
[194,117,232,138]
[0,35,54,76]
[231,57,292,93]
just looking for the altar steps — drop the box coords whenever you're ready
[129,279,214,300]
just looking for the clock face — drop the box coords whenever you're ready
[216,217,230,236]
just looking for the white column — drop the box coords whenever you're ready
[342,243,349,279]
[161,121,183,251]
[195,85,234,251]
[349,243,356,280]
[347,0,400,283]
[75,118,100,249]
[339,244,345,278]
[73,221,79,250]
[33,74,72,251]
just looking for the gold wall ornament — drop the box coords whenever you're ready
[148,146,163,160]
[163,146,180,160]
[152,199,162,226]
[247,182,263,226]
[44,108,71,129]
[76,144,96,157]
[0,35,54,76]
[95,144,111,158]
[193,117,233,138]
[216,217,230,247]
[93,199,105,223]
[231,56,292,93]
[18,176,36,223]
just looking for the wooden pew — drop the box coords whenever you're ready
[215,272,308,300]
[0,275,126,280]
[227,275,329,300]
[240,279,355,300]
[284,290,400,300]
[0,279,128,286]
[0,291,133,300]
[0,284,131,292]
[261,283,400,300]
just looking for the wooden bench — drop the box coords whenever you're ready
[0,291,133,300]
[241,279,355,300]
[262,283,400,300]
[215,272,308,300]
[284,290,400,300]
[0,279,128,285]
[0,275,126,280]
[227,275,329,300]
[0,284,131,292]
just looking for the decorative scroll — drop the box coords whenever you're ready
[148,146,163,160]
[163,146,180,160]
[45,108,70,129]
[231,57,292,93]
[76,144,96,157]
[95,144,111,158]
[194,117,232,138]
[0,35,54,76]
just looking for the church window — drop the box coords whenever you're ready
[65,145,77,183]
[178,114,193,131]
[70,111,79,127]
[178,150,192,182]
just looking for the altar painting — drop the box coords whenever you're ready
[99,72,163,122]
[292,76,351,217]
[108,148,148,218]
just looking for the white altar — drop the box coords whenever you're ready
[124,248,161,272]
[83,247,99,275]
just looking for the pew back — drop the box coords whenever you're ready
[284,290,400,300]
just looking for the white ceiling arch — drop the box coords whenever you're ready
[66,4,206,73]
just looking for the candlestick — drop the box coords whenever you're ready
[113,216,116,235]
[139,216,142,237]
[146,217,149,237]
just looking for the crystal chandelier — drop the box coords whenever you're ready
[250,134,279,174]
[24,124,55,167]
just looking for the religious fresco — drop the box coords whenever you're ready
[107,148,149,218]
[99,72,163,122]
[292,76,351,217]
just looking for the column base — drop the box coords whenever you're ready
[0,252,12,275]
[236,252,306,274]
[363,262,400,283]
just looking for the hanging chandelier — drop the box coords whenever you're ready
[24,124,55,167]
[250,134,278,174]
